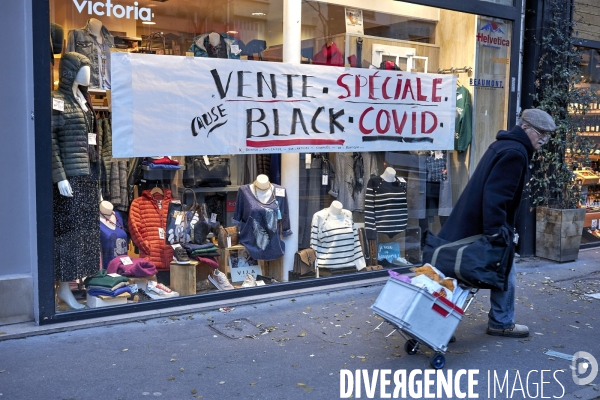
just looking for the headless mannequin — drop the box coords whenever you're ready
[252,174,273,203]
[88,18,103,44]
[100,200,116,228]
[208,32,221,47]
[56,65,92,310]
[380,167,396,183]
[57,65,91,198]
[329,200,343,215]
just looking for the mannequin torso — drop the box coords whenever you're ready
[100,200,117,229]
[251,174,274,203]
[329,200,343,215]
[380,167,396,183]
[208,32,221,47]
[88,18,103,44]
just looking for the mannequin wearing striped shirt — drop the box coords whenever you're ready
[310,201,366,271]
[364,167,408,240]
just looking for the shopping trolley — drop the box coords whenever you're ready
[371,277,479,369]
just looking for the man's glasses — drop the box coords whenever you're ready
[528,125,550,139]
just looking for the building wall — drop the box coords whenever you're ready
[574,0,600,42]
[0,0,37,324]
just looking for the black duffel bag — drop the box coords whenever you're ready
[422,226,513,291]
[183,156,231,187]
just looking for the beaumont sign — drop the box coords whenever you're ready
[111,53,457,157]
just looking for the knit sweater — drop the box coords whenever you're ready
[310,208,366,270]
[233,184,292,261]
[129,189,174,270]
[364,176,408,240]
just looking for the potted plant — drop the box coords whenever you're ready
[528,0,598,262]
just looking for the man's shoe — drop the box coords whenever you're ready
[173,247,190,264]
[486,324,529,338]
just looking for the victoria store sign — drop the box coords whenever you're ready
[72,0,153,22]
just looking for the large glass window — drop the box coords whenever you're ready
[48,0,512,313]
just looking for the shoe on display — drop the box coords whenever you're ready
[173,247,191,264]
[241,273,257,288]
[208,269,234,291]
[146,281,179,299]
[486,323,529,338]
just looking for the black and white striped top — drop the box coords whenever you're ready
[364,176,408,240]
[310,208,366,270]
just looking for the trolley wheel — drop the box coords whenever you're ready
[430,353,445,369]
[404,339,419,355]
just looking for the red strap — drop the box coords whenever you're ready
[432,292,464,315]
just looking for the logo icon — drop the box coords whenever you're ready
[480,22,505,34]
[572,351,598,385]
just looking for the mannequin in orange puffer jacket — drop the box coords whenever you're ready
[129,188,174,270]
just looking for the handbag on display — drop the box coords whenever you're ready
[191,203,221,244]
[183,156,231,187]
[217,226,239,248]
[293,248,317,276]
[165,189,200,245]
[422,226,513,291]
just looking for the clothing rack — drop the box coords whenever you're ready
[437,66,473,76]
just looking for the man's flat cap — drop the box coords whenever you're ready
[521,108,556,132]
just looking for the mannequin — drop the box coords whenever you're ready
[329,200,343,215]
[252,174,273,203]
[208,32,221,47]
[57,66,91,197]
[99,200,128,270]
[88,18,103,44]
[100,200,116,226]
[380,167,396,183]
[52,53,101,310]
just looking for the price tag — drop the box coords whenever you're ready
[108,273,122,277]
[434,150,443,160]
[175,213,183,226]
[256,280,266,286]
[344,219,352,228]
[227,236,232,248]
[322,174,328,185]
[171,244,182,250]
[121,256,133,265]
[157,200,162,209]
[305,154,312,169]
[203,156,210,165]
[88,133,97,145]
[52,98,64,112]
[210,213,217,223]
[231,44,240,55]
[158,227,165,239]
[275,188,285,197]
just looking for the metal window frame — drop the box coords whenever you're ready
[32,0,522,324]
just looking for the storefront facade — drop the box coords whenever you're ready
[0,0,524,325]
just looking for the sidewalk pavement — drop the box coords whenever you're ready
[0,249,599,399]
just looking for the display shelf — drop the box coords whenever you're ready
[179,185,240,194]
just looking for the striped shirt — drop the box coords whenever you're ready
[364,176,408,240]
[310,209,366,270]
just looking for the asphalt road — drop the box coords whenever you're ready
[1,251,599,399]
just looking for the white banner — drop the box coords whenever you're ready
[111,53,456,157]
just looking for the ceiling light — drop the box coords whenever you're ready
[142,21,156,24]
[252,12,266,16]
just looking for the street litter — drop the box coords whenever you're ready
[218,307,234,313]
[585,293,600,300]
[544,350,574,361]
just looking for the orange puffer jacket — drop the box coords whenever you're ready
[129,189,174,270]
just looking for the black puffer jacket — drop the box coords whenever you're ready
[51,52,93,183]
[438,126,534,242]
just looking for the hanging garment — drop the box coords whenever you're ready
[329,152,379,212]
[233,184,292,261]
[312,42,344,67]
[129,189,174,270]
[455,85,473,152]
[189,33,242,59]
[298,154,328,249]
[310,208,366,270]
[364,176,408,240]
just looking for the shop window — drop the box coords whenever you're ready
[47,0,513,314]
